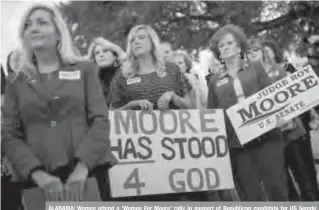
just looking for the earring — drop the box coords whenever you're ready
[219,56,225,65]
[57,41,61,51]
[243,55,249,68]
[32,53,37,66]
[218,57,226,72]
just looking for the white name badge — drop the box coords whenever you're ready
[127,77,141,85]
[59,70,81,80]
[216,78,229,87]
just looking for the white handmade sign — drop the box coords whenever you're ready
[108,109,233,197]
[227,65,319,145]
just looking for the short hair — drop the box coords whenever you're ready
[18,3,84,76]
[262,39,283,63]
[123,24,165,78]
[171,50,193,73]
[210,24,248,60]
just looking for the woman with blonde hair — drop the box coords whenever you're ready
[110,24,192,111]
[109,25,196,201]
[1,3,116,202]
[171,50,207,108]
[87,37,125,107]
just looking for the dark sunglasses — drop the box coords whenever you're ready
[247,47,261,54]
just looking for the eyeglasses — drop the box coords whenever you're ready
[247,47,261,54]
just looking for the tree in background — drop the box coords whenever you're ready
[59,1,319,57]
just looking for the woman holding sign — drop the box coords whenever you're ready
[207,24,288,201]
[109,25,210,201]
[110,24,193,111]
[247,38,319,201]
[1,3,117,203]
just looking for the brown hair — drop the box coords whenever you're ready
[210,24,248,60]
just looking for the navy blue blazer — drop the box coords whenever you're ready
[1,61,117,181]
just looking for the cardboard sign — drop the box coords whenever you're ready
[108,109,234,197]
[226,65,319,145]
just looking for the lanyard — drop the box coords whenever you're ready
[233,77,245,103]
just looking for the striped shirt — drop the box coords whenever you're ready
[109,62,192,110]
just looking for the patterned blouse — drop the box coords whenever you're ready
[109,62,192,110]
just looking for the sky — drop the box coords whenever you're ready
[0,0,302,75]
[1,1,25,67]
[0,0,66,73]
[0,0,214,76]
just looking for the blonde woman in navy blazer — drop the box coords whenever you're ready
[1,3,116,201]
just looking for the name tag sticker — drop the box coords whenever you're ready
[59,70,81,80]
[127,77,141,85]
[216,78,229,87]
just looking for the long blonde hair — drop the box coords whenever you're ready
[123,25,166,78]
[18,3,84,76]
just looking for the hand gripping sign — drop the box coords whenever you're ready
[227,65,319,145]
[108,109,234,197]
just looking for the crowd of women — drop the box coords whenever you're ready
[1,3,319,209]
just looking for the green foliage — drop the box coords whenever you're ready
[58,1,319,56]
